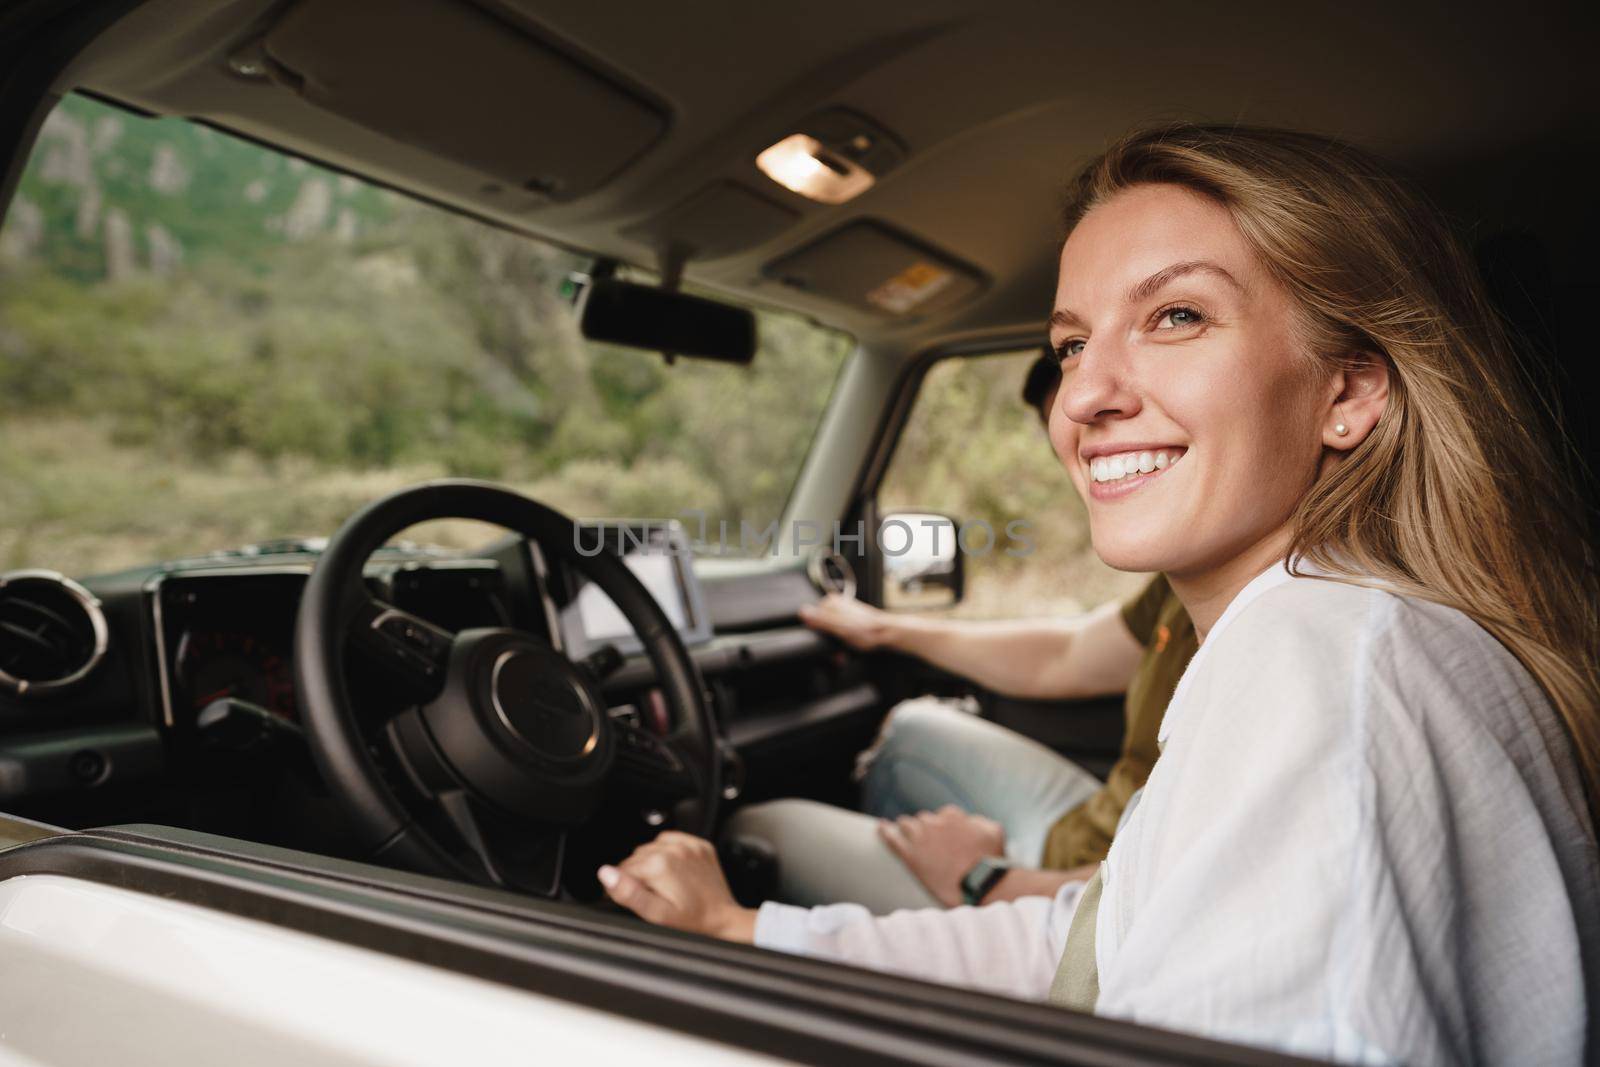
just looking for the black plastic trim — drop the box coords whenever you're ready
[0,724,163,799]
[726,682,883,752]
[603,626,831,693]
[0,828,1320,1066]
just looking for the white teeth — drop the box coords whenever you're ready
[1087,448,1184,483]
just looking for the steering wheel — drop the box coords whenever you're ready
[294,480,720,894]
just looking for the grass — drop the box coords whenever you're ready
[1,414,598,575]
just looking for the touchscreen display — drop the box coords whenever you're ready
[573,552,688,643]
[556,522,708,656]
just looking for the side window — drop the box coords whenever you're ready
[876,349,1145,619]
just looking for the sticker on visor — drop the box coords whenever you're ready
[866,261,955,314]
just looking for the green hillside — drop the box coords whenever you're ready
[13,93,396,280]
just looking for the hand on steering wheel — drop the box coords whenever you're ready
[294,480,721,896]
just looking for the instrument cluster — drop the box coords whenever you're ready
[155,571,308,727]
[153,563,516,729]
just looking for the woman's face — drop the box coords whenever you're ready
[1048,183,1332,578]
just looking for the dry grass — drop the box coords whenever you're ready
[0,415,505,574]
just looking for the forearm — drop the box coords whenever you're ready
[887,617,1067,697]
[753,891,1077,1001]
[887,599,1132,700]
[982,865,1095,904]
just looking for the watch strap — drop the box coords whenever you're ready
[960,856,1011,906]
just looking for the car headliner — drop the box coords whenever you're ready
[47,0,1597,359]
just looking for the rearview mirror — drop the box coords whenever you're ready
[879,511,964,611]
[577,277,756,365]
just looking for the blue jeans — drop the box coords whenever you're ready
[724,696,1102,913]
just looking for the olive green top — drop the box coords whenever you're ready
[1048,865,1104,1010]
[1040,574,1196,870]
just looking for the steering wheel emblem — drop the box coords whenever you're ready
[489,648,599,760]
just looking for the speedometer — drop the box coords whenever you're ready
[175,630,297,721]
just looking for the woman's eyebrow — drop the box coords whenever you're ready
[1048,307,1084,333]
[1051,260,1244,332]
[1128,260,1243,304]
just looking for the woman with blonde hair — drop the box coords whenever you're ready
[598,124,1600,1066]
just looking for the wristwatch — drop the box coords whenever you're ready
[959,855,1012,906]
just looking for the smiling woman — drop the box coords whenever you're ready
[1052,126,1600,785]
[601,124,1600,1066]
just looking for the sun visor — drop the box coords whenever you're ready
[260,0,666,201]
[763,222,984,318]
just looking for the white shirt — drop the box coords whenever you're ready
[754,563,1600,1065]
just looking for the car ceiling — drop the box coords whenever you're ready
[52,0,1599,354]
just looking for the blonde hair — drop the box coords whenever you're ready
[1062,124,1600,813]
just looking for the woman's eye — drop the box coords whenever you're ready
[1154,306,1204,330]
[1054,339,1086,362]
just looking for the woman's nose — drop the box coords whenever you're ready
[1058,340,1141,425]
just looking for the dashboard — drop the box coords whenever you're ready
[0,533,876,839]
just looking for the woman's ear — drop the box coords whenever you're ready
[1324,354,1389,450]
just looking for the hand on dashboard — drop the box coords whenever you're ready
[598,831,756,943]
[797,594,898,652]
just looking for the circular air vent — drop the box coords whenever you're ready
[0,570,109,698]
[806,549,857,600]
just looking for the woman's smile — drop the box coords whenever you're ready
[1082,445,1187,500]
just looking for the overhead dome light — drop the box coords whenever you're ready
[756,134,875,204]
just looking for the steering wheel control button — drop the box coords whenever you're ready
[618,724,680,770]
[580,643,624,682]
[613,720,695,800]
[490,649,600,761]
[371,608,450,678]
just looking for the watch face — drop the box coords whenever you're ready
[963,857,1010,904]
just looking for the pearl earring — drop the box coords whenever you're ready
[1335,422,1349,437]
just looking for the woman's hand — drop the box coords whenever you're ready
[797,594,901,651]
[878,805,1007,907]
[598,831,757,943]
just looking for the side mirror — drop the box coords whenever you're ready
[878,511,964,611]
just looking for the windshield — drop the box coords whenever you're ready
[0,94,850,575]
